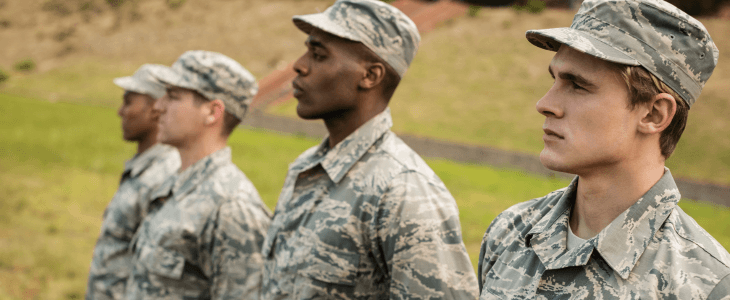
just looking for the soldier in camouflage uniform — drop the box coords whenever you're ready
[478,0,730,299]
[86,64,181,300]
[261,0,479,299]
[124,51,272,299]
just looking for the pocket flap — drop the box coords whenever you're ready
[143,248,185,280]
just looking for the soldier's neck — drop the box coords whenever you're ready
[136,132,157,156]
[324,98,387,149]
[570,158,665,239]
[176,133,227,172]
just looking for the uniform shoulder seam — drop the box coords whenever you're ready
[707,272,730,299]
[667,210,730,271]
[379,136,436,180]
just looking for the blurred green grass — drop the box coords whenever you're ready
[1,58,140,109]
[0,93,319,299]
[2,94,730,299]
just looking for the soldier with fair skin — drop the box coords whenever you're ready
[261,0,478,299]
[478,0,729,299]
[86,65,180,300]
[124,51,271,299]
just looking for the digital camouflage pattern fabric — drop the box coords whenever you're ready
[261,109,478,300]
[526,0,719,106]
[293,0,421,78]
[150,50,258,120]
[113,64,168,100]
[478,169,730,299]
[125,147,272,299]
[86,144,180,300]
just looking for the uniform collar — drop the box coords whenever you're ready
[594,168,680,279]
[291,108,393,184]
[124,144,174,178]
[170,146,232,198]
[527,168,681,279]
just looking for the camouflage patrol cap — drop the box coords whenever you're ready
[292,0,421,78]
[113,64,167,99]
[526,0,719,107]
[151,50,258,120]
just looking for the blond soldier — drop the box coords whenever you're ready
[125,51,271,299]
[478,0,730,299]
[86,64,180,300]
[261,0,478,299]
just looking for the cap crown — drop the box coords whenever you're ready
[293,0,420,78]
[528,0,718,106]
[165,50,258,120]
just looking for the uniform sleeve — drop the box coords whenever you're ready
[204,198,271,300]
[477,214,502,293]
[374,171,479,300]
[86,178,146,300]
[707,273,730,300]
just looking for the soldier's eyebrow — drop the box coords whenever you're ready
[166,87,181,98]
[305,36,326,51]
[548,65,597,89]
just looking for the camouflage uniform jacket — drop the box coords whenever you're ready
[261,108,478,300]
[478,168,730,299]
[125,147,272,300]
[86,143,180,300]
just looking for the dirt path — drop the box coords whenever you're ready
[242,110,730,207]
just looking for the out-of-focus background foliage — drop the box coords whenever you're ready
[1,0,729,299]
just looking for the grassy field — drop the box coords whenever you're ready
[2,94,730,299]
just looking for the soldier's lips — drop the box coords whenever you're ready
[292,81,304,98]
[542,128,564,141]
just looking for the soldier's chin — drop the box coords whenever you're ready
[295,105,321,120]
[539,150,571,173]
[122,130,135,142]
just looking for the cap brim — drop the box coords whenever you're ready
[112,76,163,99]
[293,13,360,43]
[113,76,139,92]
[526,27,640,66]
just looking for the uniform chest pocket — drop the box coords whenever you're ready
[483,253,543,297]
[298,245,361,286]
[142,248,186,280]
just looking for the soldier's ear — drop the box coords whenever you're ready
[638,92,676,135]
[359,62,386,90]
[205,99,226,126]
